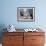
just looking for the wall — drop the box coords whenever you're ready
[0,0,46,30]
[0,0,46,44]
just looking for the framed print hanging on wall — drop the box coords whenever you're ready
[17,7,35,22]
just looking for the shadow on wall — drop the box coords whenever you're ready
[0,24,7,43]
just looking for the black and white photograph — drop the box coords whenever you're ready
[17,7,35,22]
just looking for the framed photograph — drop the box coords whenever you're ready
[17,7,35,22]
